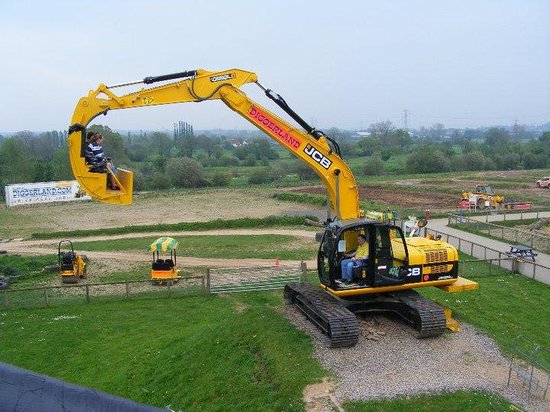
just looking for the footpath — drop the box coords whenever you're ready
[428,211,550,285]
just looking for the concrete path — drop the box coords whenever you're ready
[428,211,550,285]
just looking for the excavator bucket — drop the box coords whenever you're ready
[68,129,133,205]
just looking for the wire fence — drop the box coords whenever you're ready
[448,213,550,253]
[207,264,305,294]
[424,226,550,285]
[508,335,549,402]
[2,276,206,310]
[1,265,307,310]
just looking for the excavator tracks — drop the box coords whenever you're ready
[391,289,447,338]
[284,283,359,348]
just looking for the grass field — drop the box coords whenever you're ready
[71,234,317,260]
[421,258,550,366]
[343,390,512,412]
[0,293,327,411]
[2,248,549,409]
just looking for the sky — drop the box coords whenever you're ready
[0,0,549,133]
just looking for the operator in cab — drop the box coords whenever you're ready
[340,234,369,284]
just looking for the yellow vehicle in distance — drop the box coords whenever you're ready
[58,240,86,284]
[150,237,181,285]
[461,185,504,209]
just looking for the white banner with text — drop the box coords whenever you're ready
[4,181,91,207]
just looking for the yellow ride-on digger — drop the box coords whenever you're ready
[58,240,86,284]
[149,237,181,285]
[68,68,478,347]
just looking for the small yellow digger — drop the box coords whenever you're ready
[58,240,86,284]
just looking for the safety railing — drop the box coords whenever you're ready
[448,213,550,253]
[507,335,549,402]
[207,264,305,294]
[424,226,550,285]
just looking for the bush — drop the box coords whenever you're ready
[464,151,487,171]
[151,172,170,189]
[211,172,232,187]
[243,153,257,167]
[218,154,240,167]
[248,168,273,184]
[362,155,384,176]
[166,157,206,188]
[450,155,467,172]
[406,149,450,173]
[292,161,317,181]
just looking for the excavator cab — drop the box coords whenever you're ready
[67,127,133,205]
[318,221,411,291]
[475,185,495,195]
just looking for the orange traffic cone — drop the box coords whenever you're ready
[275,256,280,268]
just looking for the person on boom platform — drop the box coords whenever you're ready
[87,133,119,190]
[340,234,369,284]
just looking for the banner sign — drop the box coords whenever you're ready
[4,181,91,207]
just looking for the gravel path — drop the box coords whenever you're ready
[286,309,550,412]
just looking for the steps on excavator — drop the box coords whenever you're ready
[284,282,359,348]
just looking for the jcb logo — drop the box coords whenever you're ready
[304,144,332,170]
[210,73,236,82]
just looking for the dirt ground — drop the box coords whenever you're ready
[290,170,550,211]
[290,185,458,210]
[0,188,326,239]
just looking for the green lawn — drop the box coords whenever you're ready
[72,234,317,260]
[344,390,512,412]
[2,247,547,410]
[0,292,327,411]
[421,257,550,366]
[0,254,57,287]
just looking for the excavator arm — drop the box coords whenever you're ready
[68,69,362,219]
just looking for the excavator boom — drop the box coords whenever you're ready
[68,69,362,218]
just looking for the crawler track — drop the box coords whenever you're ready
[391,290,447,338]
[284,283,359,348]
[285,283,447,346]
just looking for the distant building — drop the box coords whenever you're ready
[354,131,371,138]
[230,138,248,147]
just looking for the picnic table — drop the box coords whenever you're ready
[505,245,538,262]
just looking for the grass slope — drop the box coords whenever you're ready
[0,292,327,411]
[421,258,550,365]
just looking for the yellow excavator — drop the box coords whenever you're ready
[68,69,478,346]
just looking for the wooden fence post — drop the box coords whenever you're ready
[44,287,49,306]
[301,261,307,283]
[3,290,8,308]
[85,285,90,303]
[206,269,211,293]
[125,281,130,299]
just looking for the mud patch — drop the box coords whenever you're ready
[303,377,343,412]
[289,185,457,209]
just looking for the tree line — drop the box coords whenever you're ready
[1,122,549,192]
